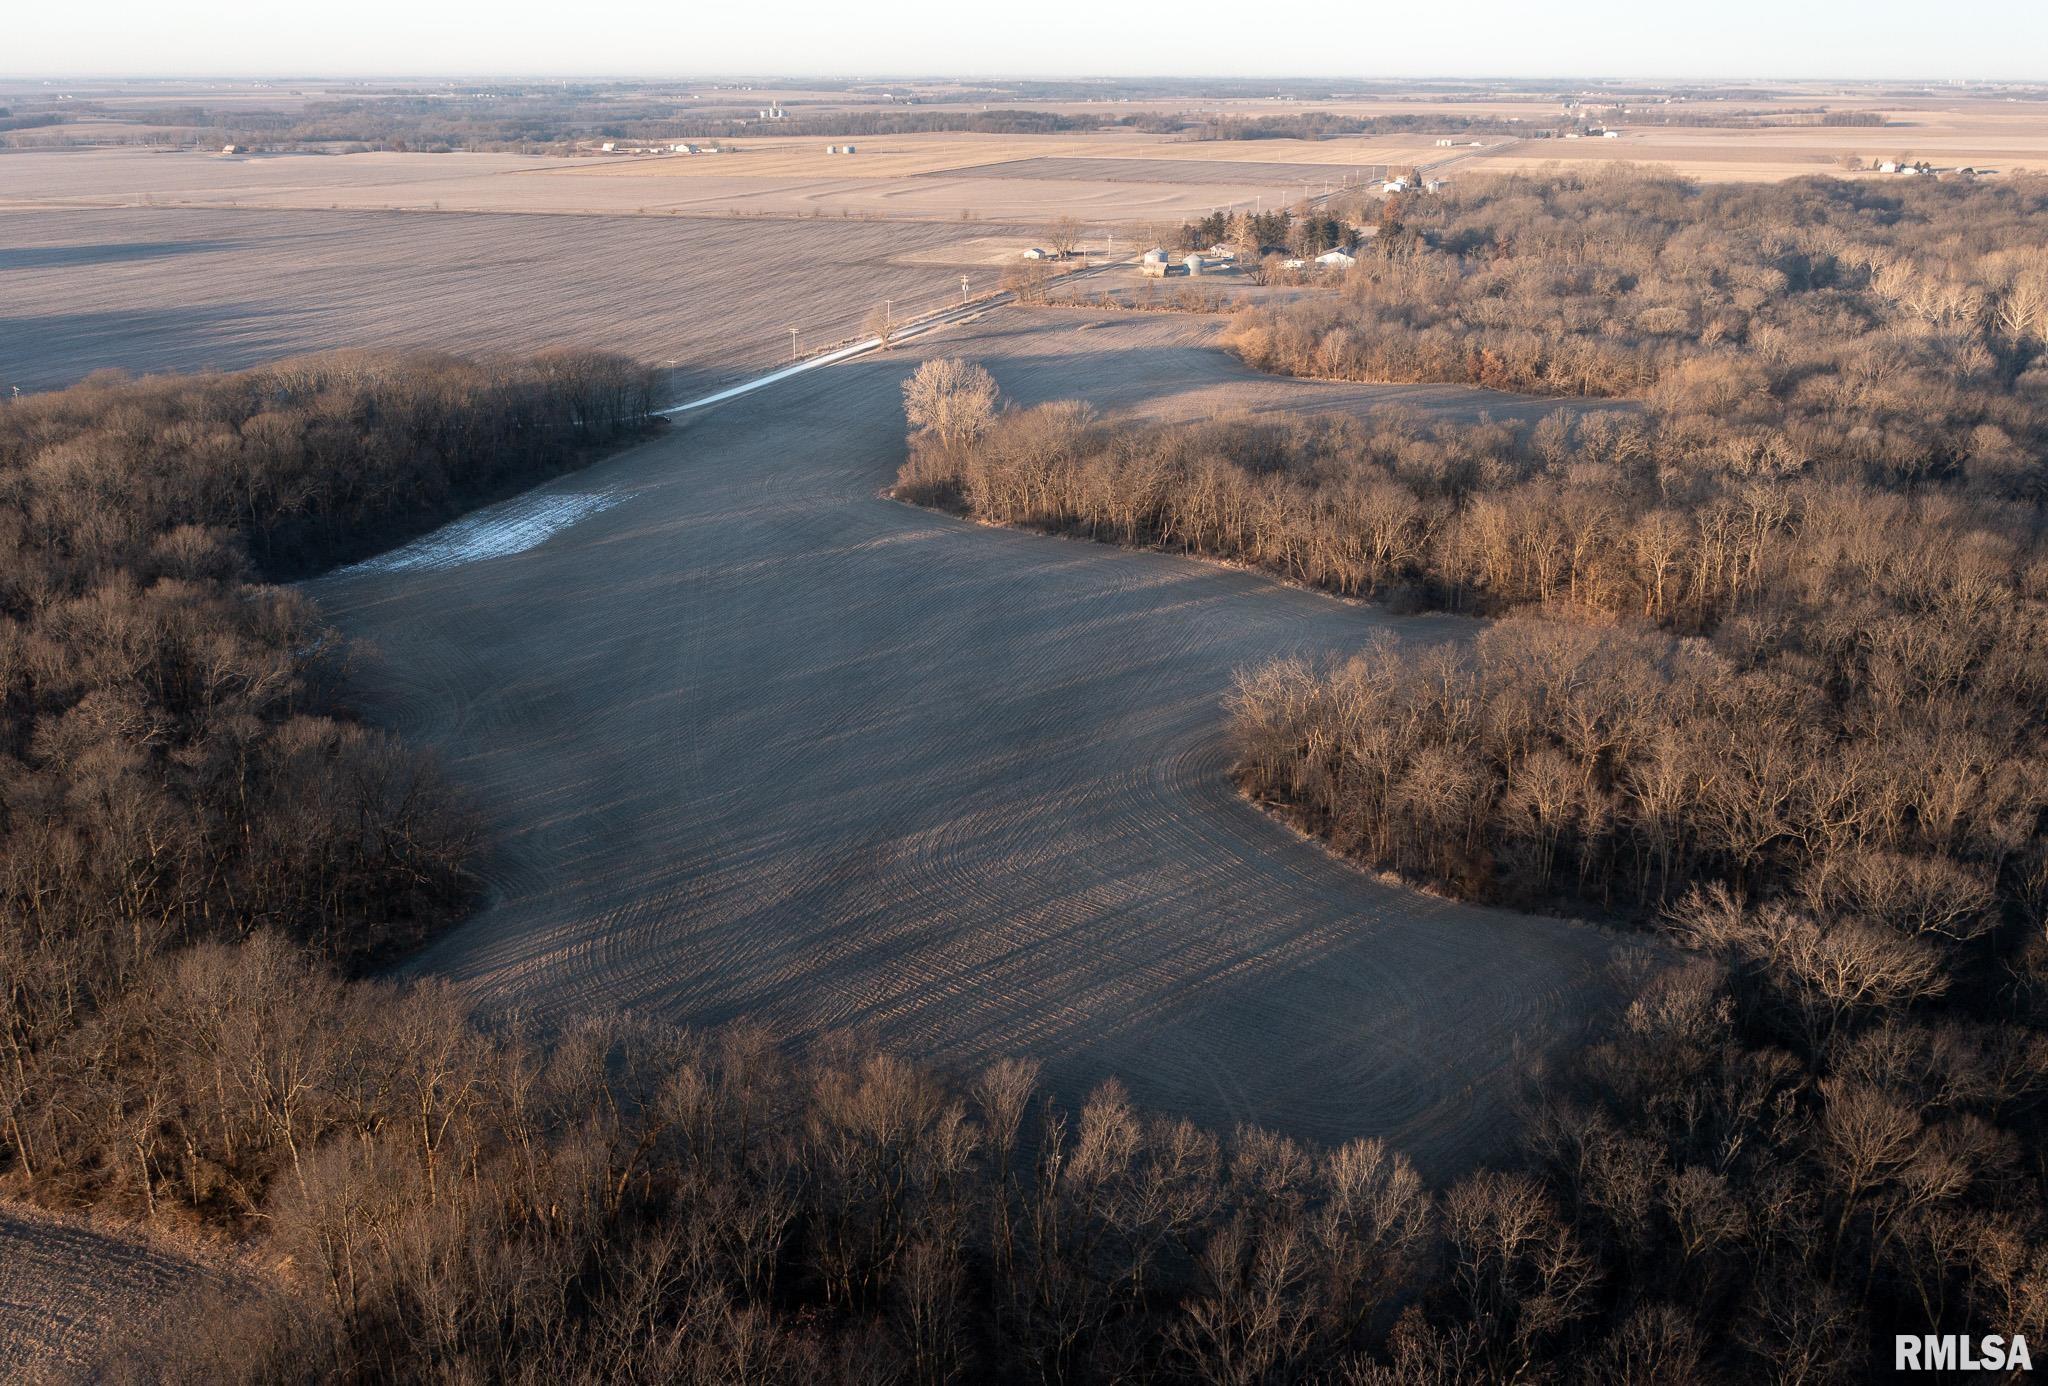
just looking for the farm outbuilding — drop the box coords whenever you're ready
[1316,249,1358,270]
[1021,247,1049,260]
[1183,253,1209,276]
[1140,248,1171,277]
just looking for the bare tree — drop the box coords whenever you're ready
[901,359,1000,449]
[1046,215,1084,260]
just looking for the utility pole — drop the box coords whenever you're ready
[960,275,970,304]
[788,327,798,361]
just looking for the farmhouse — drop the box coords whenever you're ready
[1021,247,1049,260]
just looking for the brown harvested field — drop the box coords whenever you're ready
[0,207,1028,393]
[0,1204,215,1382]
[0,148,547,206]
[557,131,1458,179]
[544,132,1456,218]
[1466,99,2048,180]
[310,307,1628,1182]
[926,156,1389,186]
[0,136,1449,223]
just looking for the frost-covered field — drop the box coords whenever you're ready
[340,491,624,576]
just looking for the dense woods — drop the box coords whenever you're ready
[894,169,2048,1380]
[0,350,654,1212]
[84,938,2048,1384]
[1226,173,2048,447]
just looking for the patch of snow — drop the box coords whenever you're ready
[337,491,623,576]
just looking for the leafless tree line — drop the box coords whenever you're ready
[69,930,2048,1385]
[75,940,1460,1384]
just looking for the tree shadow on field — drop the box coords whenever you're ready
[0,303,302,391]
[0,239,242,271]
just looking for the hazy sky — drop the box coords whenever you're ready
[11,0,2047,81]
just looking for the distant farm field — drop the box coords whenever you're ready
[0,207,1022,392]
[1461,101,2048,180]
[0,138,1444,223]
[929,156,1389,186]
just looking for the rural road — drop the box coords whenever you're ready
[312,309,1625,1178]
[657,252,1131,413]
